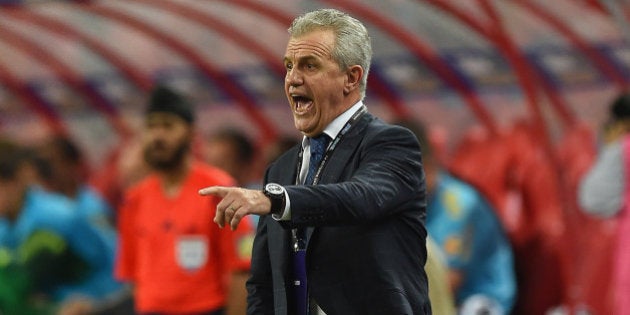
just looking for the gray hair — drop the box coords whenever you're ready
[288,8,372,99]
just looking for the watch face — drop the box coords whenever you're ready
[266,183,283,195]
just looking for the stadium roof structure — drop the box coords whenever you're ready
[0,0,628,152]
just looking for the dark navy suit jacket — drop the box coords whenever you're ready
[246,112,432,315]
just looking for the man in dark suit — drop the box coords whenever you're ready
[199,8,431,315]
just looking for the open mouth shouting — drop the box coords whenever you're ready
[291,94,314,116]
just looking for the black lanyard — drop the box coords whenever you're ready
[295,105,367,186]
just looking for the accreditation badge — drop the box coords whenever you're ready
[175,235,208,272]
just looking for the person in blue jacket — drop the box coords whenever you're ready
[0,138,121,314]
[395,119,517,315]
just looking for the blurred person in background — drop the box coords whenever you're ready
[262,136,300,169]
[90,135,152,217]
[35,135,128,314]
[395,119,516,315]
[0,138,124,315]
[203,128,260,314]
[115,85,254,315]
[579,93,630,217]
[579,92,630,314]
[37,135,117,232]
[205,128,258,188]
[425,236,457,315]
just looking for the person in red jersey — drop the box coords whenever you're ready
[115,86,254,315]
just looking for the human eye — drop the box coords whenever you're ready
[285,62,293,71]
[304,59,318,71]
[146,119,158,129]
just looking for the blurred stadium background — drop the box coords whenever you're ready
[0,0,628,314]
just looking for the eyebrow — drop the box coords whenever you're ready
[284,55,318,65]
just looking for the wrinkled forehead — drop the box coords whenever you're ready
[284,29,336,61]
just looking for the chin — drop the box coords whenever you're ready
[297,126,315,136]
[293,120,309,133]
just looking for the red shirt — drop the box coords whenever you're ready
[115,162,253,313]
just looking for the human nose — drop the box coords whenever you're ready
[147,125,168,141]
[285,68,303,87]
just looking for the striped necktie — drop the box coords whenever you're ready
[294,133,331,315]
[305,133,331,185]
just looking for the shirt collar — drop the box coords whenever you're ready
[301,101,364,148]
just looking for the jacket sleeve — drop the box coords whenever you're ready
[285,125,425,228]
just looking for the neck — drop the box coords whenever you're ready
[156,157,191,197]
[59,184,80,199]
[5,190,27,223]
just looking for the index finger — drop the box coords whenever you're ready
[198,186,230,197]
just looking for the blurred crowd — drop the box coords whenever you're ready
[0,85,626,315]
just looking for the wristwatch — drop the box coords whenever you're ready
[263,183,286,216]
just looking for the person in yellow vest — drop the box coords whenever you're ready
[425,236,457,315]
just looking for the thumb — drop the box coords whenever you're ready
[198,186,229,197]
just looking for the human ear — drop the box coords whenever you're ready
[343,65,363,95]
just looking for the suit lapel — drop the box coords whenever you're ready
[306,112,373,243]
[318,112,372,185]
[278,147,300,185]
